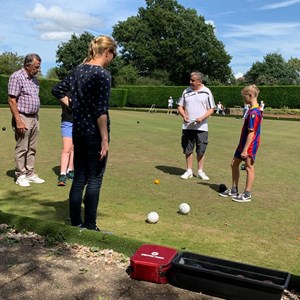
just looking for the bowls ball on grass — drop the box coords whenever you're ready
[179,203,190,215]
[146,211,159,224]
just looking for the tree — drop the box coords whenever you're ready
[55,31,95,79]
[287,57,300,76]
[244,53,300,85]
[114,64,139,85]
[112,0,232,85]
[45,67,59,79]
[0,52,24,75]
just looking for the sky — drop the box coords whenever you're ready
[0,0,300,78]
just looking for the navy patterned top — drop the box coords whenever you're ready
[52,64,111,138]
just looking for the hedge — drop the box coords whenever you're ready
[0,75,127,108]
[1,75,300,109]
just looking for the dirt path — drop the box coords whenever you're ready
[0,225,221,300]
[0,225,299,300]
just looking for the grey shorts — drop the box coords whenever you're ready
[181,130,208,155]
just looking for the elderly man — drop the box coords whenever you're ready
[8,53,45,187]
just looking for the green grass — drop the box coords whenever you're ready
[0,107,299,280]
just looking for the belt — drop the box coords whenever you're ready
[19,112,38,118]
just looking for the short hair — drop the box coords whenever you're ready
[241,84,260,98]
[24,53,41,67]
[190,71,204,81]
[83,35,117,63]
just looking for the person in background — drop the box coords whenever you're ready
[219,85,262,202]
[259,100,265,118]
[177,71,216,181]
[52,35,117,231]
[242,103,250,119]
[216,101,225,115]
[8,53,45,187]
[57,94,74,186]
[167,96,174,114]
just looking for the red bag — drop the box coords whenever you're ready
[128,244,178,284]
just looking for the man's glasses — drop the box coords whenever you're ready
[27,64,41,71]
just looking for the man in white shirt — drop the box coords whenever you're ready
[177,72,216,180]
[167,96,174,114]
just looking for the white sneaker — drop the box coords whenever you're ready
[181,171,193,179]
[26,174,45,184]
[198,171,209,181]
[16,175,30,187]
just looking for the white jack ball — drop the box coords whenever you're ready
[146,211,159,224]
[179,203,190,215]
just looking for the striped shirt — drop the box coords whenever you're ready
[8,68,40,115]
[238,106,262,156]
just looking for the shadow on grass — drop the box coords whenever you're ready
[41,199,70,225]
[52,165,60,176]
[198,181,220,193]
[6,169,15,179]
[7,167,61,178]
[0,189,70,225]
[155,165,185,176]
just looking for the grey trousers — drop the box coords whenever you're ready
[12,114,40,178]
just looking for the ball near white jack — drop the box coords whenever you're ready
[179,203,190,215]
[146,211,159,223]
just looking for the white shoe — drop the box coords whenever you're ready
[26,174,45,184]
[198,171,209,181]
[16,175,30,187]
[181,171,193,179]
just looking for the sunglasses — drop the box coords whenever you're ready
[109,49,117,59]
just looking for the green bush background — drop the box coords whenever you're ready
[1,75,300,108]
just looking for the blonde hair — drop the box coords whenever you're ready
[242,84,260,98]
[82,35,117,63]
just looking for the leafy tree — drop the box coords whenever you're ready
[0,52,24,75]
[112,0,232,85]
[287,57,300,75]
[244,53,299,85]
[55,31,95,79]
[45,67,59,79]
[114,64,139,85]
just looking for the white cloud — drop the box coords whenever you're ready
[234,72,244,79]
[222,22,300,38]
[259,0,300,10]
[25,3,104,40]
[40,32,74,41]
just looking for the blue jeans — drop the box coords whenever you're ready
[69,135,107,229]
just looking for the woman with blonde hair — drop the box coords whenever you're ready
[52,35,117,230]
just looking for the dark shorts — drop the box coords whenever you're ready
[234,149,256,161]
[181,130,208,155]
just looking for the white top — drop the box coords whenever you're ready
[168,98,173,106]
[178,85,215,131]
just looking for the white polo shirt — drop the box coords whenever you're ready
[178,85,215,131]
